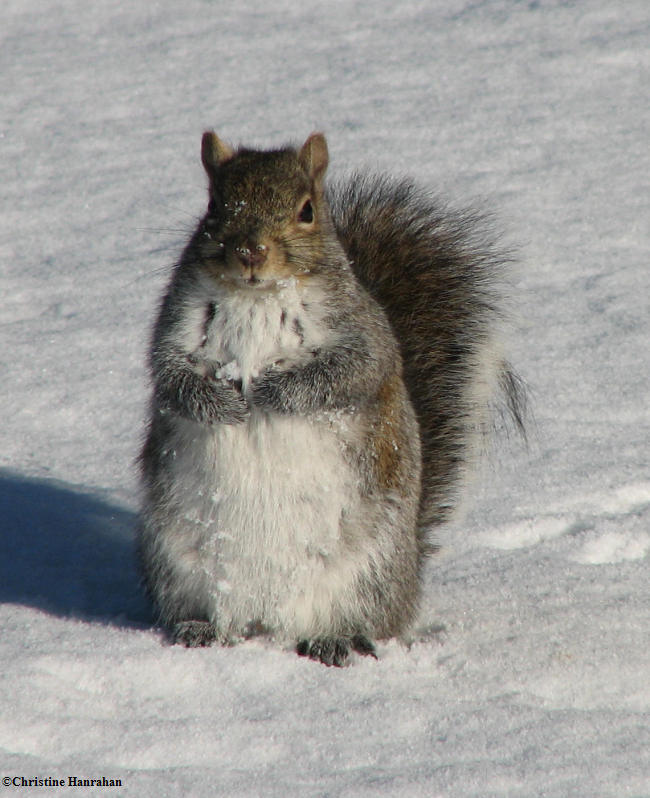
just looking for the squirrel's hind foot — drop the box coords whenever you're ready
[296,635,378,667]
[172,620,218,648]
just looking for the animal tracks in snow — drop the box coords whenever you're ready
[479,481,650,564]
[572,530,650,564]
[479,517,568,550]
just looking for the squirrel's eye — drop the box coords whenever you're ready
[297,199,314,224]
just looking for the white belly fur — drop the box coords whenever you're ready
[163,409,361,640]
[156,278,369,640]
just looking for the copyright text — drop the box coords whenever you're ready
[3,776,123,788]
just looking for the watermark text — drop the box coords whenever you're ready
[3,776,123,789]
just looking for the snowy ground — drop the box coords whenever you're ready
[1,1,649,795]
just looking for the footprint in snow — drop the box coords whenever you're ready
[479,480,650,563]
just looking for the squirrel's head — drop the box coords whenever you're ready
[198,131,335,289]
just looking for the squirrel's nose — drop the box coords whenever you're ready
[235,243,268,270]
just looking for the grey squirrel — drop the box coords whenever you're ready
[138,131,525,666]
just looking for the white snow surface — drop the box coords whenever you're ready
[1,0,649,795]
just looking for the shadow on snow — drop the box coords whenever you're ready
[0,470,152,626]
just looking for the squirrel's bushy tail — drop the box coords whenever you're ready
[328,175,526,536]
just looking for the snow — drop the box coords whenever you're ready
[1,0,648,795]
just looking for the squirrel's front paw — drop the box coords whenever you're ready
[212,380,250,423]
[180,378,250,424]
[250,370,293,414]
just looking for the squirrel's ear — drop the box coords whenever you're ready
[298,133,329,184]
[201,131,234,173]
